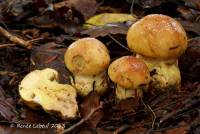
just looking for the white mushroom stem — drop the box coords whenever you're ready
[115,85,143,100]
[71,71,108,96]
[136,54,181,90]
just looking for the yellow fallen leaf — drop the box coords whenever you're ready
[84,13,137,28]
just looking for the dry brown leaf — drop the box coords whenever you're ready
[81,23,132,37]
[164,126,188,134]
[178,19,200,35]
[0,86,17,121]
[183,0,200,10]
[138,0,162,8]
[80,92,103,128]
[179,37,200,81]
[53,0,97,20]
[30,42,70,83]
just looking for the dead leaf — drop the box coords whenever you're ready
[80,92,103,128]
[0,0,35,21]
[70,0,98,20]
[114,99,139,113]
[179,37,200,81]
[164,126,188,134]
[103,98,139,124]
[177,7,200,21]
[138,0,162,8]
[0,86,17,121]
[33,0,51,9]
[85,13,137,28]
[178,18,200,35]
[30,42,71,83]
[81,22,133,37]
[53,0,97,20]
[183,0,200,10]
[189,116,200,134]
[124,127,146,134]
[28,15,59,29]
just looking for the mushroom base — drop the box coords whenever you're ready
[136,55,181,90]
[116,85,143,100]
[72,71,108,96]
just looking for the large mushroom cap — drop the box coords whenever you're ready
[127,14,187,59]
[64,38,110,75]
[108,56,150,89]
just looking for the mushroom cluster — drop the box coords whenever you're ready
[18,14,188,119]
[127,14,188,90]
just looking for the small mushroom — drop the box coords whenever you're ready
[64,37,110,96]
[108,56,150,100]
[127,14,188,90]
[19,68,78,120]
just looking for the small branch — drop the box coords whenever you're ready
[159,97,200,125]
[0,71,17,76]
[141,98,156,130]
[130,0,135,16]
[60,103,103,134]
[0,44,16,49]
[108,34,130,51]
[113,124,131,134]
[0,26,32,49]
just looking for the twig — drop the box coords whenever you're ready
[130,0,135,16]
[159,97,200,125]
[113,124,131,134]
[0,44,16,49]
[149,124,188,133]
[29,37,45,43]
[60,103,103,134]
[108,34,130,51]
[0,26,32,49]
[0,71,17,76]
[141,99,156,130]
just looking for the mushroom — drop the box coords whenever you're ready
[108,56,150,100]
[127,14,188,90]
[64,37,110,96]
[19,68,78,120]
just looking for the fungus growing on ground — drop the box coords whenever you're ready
[108,56,150,100]
[127,14,188,90]
[19,68,78,120]
[64,37,110,96]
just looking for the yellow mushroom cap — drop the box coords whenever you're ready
[64,38,110,75]
[108,56,150,89]
[127,14,187,59]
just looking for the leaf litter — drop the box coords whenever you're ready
[0,0,200,134]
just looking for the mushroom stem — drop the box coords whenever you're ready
[136,54,181,90]
[71,71,108,96]
[116,85,143,100]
